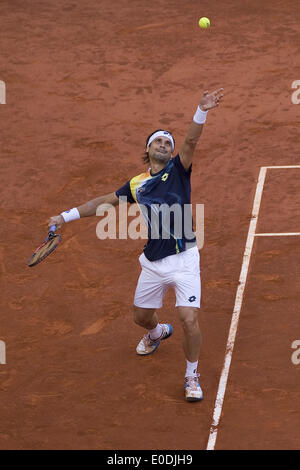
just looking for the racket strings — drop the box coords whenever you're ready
[28,235,61,266]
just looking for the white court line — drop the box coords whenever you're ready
[264,165,300,169]
[255,233,300,236]
[206,166,267,450]
[206,164,300,450]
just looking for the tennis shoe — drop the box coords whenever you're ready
[185,374,203,402]
[136,323,173,356]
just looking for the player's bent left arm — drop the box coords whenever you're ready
[179,88,224,171]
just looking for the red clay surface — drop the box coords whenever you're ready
[0,0,300,450]
[215,236,300,450]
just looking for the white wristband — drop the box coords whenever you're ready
[193,106,208,124]
[61,207,80,223]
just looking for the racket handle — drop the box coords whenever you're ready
[49,225,57,234]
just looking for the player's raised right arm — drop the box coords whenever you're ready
[48,191,119,229]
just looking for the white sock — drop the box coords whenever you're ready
[149,324,163,340]
[185,360,198,378]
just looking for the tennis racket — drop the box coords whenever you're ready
[27,225,62,267]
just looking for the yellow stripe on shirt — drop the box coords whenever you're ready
[129,171,151,202]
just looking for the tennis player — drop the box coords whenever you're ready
[48,88,224,401]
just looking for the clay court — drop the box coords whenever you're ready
[0,0,300,450]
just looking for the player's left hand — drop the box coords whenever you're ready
[199,88,224,111]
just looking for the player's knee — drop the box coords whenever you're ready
[133,305,141,324]
[184,319,199,335]
[179,308,199,334]
[133,305,151,325]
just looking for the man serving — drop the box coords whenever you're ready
[48,87,224,401]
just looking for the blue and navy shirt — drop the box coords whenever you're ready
[115,154,197,261]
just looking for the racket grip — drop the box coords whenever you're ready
[49,225,57,234]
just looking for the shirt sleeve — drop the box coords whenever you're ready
[173,153,192,176]
[115,180,135,204]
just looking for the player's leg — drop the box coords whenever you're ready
[134,305,173,356]
[133,305,158,330]
[172,247,203,401]
[134,254,173,355]
[177,306,201,363]
[177,305,203,401]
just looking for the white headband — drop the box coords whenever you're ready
[146,130,175,151]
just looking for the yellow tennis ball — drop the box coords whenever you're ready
[198,17,210,28]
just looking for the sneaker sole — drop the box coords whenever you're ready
[186,395,203,402]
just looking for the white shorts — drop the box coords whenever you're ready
[134,246,201,309]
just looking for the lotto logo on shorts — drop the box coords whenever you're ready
[188,296,196,302]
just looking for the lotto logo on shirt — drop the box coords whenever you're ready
[161,173,169,182]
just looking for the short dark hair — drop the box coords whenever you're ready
[142,129,175,164]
